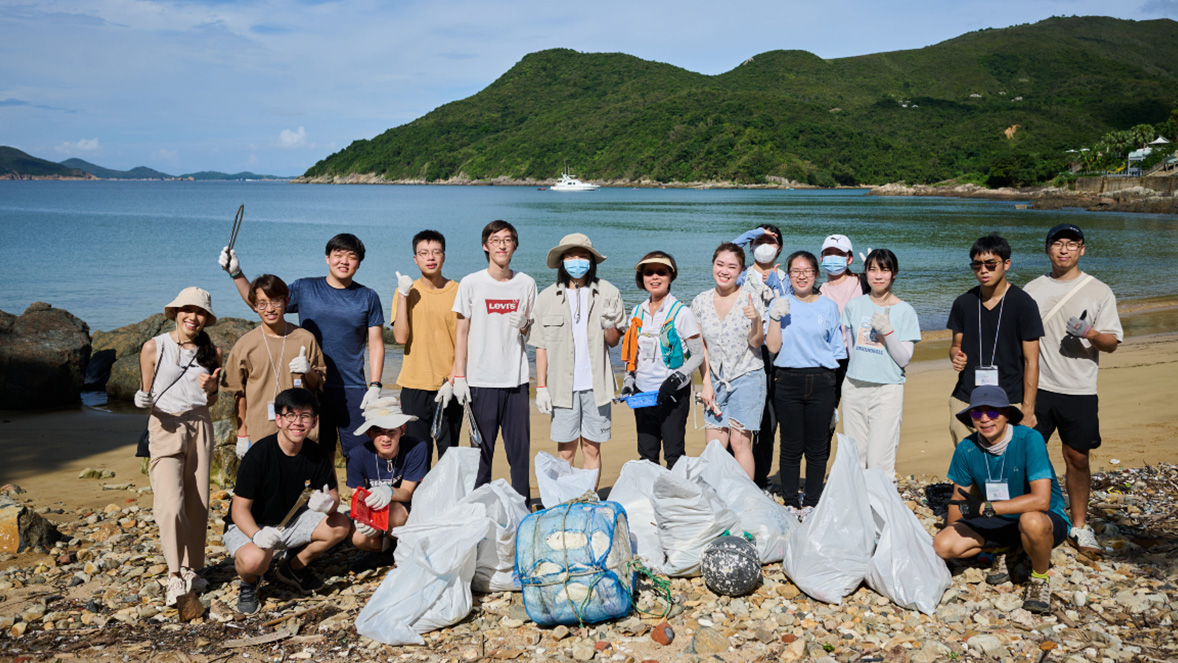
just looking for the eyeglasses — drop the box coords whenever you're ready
[254,300,282,312]
[486,237,515,247]
[1050,240,1083,251]
[788,269,816,277]
[643,269,669,277]
[279,412,316,424]
[968,407,1002,421]
[416,249,444,258]
[969,260,1001,272]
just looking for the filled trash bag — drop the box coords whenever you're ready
[535,452,599,508]
[605,460,670,572]
[781,434,876,604]
[466,480,529,592]
[701,533,761,596]
[652,473,739,577]
[864,469,951,615]
[516,499,635,626]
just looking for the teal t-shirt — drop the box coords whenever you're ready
[841,298,921,384]
[947,425,1070,526]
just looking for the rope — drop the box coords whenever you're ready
[627,558,673,619]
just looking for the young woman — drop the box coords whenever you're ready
[765,252,847,518]
[223,274,326,458]
[531,234,625,486]
[620,251,704,469]
[133,287,223,606]
[818,234,867,412]
[692,242,766,480]
[840,249,921,480]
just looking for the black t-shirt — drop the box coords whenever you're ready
[947,284,1044,403]
[228,433,337,531]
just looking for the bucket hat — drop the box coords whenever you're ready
[353,397,418,436]
[546,233,607,269]
[164,287,217,326]
[955,384,1023,428]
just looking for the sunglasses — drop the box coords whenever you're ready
[643,268,669,277]
[969,407,1003,421]
[969,260,1002,272]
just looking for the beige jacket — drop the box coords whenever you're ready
[529,280,623,408]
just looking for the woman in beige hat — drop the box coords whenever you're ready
[529,233,626,486]
[134,287,224,606]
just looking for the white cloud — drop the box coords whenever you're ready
[54,137,100,154]
[247,154,258,166]
[152,148,178,161]
[277,126,307,148]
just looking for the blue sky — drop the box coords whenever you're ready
[3,1,1176,176]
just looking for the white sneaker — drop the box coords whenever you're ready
[1069,524,1101,557]
[165,575,186,607]
[181,567,209,594]
[797,506,814,522]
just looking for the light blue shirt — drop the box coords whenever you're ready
[841,298,921,384]
[772,295,846,369]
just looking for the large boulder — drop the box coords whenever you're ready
[0,495,60,553]
[0,303,91,409]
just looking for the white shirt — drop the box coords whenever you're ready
[453,269,537,388]
[568,287,593,392]
[1024,273,1122,395]
[633,295,701,393]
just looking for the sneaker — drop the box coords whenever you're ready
[275,560,324,594]
[350,550,395,575]
[237,579,261,614]
[985,552,1011,585]
[181,567,209,594]
[1022,577,1052,614]
[796,506,814,522]
[1069,524,1101,559]
[164,575,186,607]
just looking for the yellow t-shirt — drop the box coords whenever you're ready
[391,278,458,391]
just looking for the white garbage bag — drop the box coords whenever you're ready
[606,460,670,571]
[652,473,739,577]
[673,440,799,563]
[864,469,951,615]
[465,480,529,592]
[781,434,876,604]
[407,447,481,523]
[535,452,599,508]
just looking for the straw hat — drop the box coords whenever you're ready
[353,397,419,436]
[164,287,217,326]
[546,233,606,269]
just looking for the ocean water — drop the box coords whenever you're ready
[2,181,1176,334]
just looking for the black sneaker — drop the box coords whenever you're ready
[350,540,398,574]
[275,560,323,594]
[1023,577,1052,614]
[986,548,1025,585]
[237,579,261,614]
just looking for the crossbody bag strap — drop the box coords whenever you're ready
[139,338,198,405]
[1043,274,1094,323]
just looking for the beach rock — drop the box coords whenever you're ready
[0,302,91,409]
[0,495,61,552]
[967,634,1006,658]
[175,591,205,621]
[650,622,674,645]
[689,627,728,654]
[780,637,807,662]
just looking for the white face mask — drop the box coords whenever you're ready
[753,244,778,264]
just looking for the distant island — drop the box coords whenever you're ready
[301,16,1178,188]
[0,147,289,181]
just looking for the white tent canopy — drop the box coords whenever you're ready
[1150,136,1171,145]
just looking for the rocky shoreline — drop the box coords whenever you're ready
[290,172,841,190]
[866,182,1178,215]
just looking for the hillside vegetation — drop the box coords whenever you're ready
[0,147,89,178]
[304,16,1178,186]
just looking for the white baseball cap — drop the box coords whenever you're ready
[821,234,853,253]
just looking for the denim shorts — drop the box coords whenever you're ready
[705,371,766,431]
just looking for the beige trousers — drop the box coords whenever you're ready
[148,406,213,573]
[949,396,1021,446]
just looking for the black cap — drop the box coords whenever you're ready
[1046,223,1083,244]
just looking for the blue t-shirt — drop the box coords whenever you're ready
[841,298,921,385]
[946,425,1070,526]
[772,295,846,369]
[287,277,384,390]
[346,435,429,491]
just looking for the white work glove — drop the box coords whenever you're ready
[769,297,791,322]
[1065,313,1092,338]
[251,527,281,550]
[307,484,334,513]
[870,310,894,337]
[360,385,382,409]
[218,246,240,275]
[507,309,529,330]
[235,436,251,459]
[134,389,153,409]
[288,346,310,374]
[434,380,454,409]
[395,271,414,297]
[599,301,625,330]
[535,386,552,414]
[858,247,874,262]
[453,377,471,406]
[355,521,379,538]
[364,485,393,510]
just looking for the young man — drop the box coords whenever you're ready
[222,388,350,614]
[220,234,385,463]
[449,220,537,499]
[1024,223,1122,558]
[733,223,790,490]
[347,397,428,570]
[933,385,1070,615]
[947,233,1043,444]
[390,230,462,466]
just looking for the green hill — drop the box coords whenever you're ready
[60,159,174,179]
[1,147,89,178]
[304,16,1178,186]
[179,171,287,180]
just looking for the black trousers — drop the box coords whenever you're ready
[634,386,690,469]
[399,387,464,468]
[753,346,778,488]
[774,367,838,508]
[470,384,531,499]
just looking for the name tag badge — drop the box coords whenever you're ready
[293,378,303,388]
[267,402,276,421]
[985,481,1010,502]
[975,366,999,387]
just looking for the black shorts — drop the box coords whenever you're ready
[1034,390,1101,451]
[959,512,1069,549]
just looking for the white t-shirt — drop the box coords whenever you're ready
[1024,273,1122,395]
[453,269,538,388]
[569,286,593,392]
[633,295,702,393]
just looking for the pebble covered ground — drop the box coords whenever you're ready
[1,465,1176,663]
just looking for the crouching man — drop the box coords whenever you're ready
[933,385,1071,615]
[347,397,428,572]
[223,388,350,614]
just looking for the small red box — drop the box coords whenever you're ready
[350,487,390,532]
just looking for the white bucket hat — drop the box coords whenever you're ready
[353,397,418,436]
[164,287,217,326]
[546,233,607,269]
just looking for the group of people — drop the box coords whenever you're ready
[132,217,1119,617]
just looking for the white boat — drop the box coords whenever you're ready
[550,169,600,192]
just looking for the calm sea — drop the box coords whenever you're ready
[2,181,1176,335]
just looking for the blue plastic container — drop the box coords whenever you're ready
[623,391,659,409]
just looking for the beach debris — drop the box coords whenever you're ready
[78,468,115,480]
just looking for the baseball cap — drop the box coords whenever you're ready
[1046,223,1083,244]
[821,234,853,253]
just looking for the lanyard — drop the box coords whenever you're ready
[977,287,1007,367]
[374,452,399,485]
[261,329,288,400]
[984,450,1007,484]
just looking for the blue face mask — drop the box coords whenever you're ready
[821,255,848,275]
[564,258,591,279]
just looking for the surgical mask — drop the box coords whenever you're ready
[564,258,591,279]
[821,255,848,275]
[753,244,778,264]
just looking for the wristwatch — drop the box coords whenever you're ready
[369,381,382,389]
[983,501,995,518]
